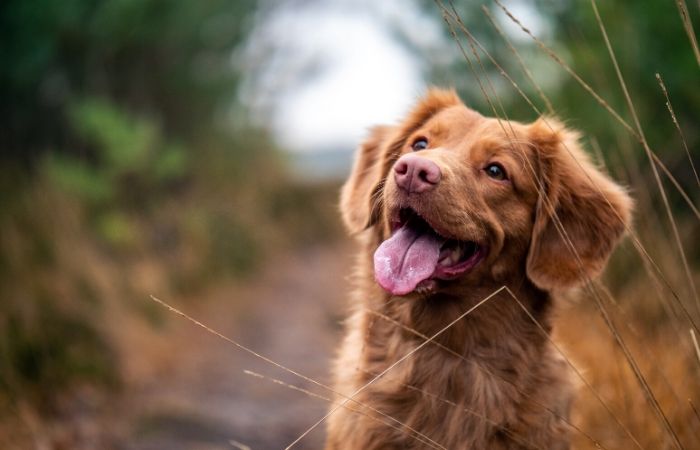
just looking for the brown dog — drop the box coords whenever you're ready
[326,88,632,449]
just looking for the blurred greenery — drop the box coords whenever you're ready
[0,0,257,164]
[0,0,342,436]
[45,97,189,246]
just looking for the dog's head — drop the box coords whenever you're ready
[341,88,632,297]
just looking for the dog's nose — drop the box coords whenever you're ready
[394,154,441,193]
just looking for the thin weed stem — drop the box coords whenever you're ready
[481,5,555,115]
[242,370,446,450]
[492,0,700,223]
[283,286,505,449]
[148,295,444,450]
[437,6,652,446]
[691,329,700,365]
[502,287,646,450]
[364,307,609,449]
[655,73,700,189]
[675,0,700,66]
[478,0,700,336]
[437,8,682,446]
[590,0,699,325]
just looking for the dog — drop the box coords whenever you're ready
[326,88,632,449]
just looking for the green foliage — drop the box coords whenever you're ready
[70,99,159,175]
[538,0,699,157]
[44,98,188,246]
[44,156,114,204]
[0,0,267,423]
[1,0,258,160]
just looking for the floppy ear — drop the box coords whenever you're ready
[340,125,393,233]
[340,88,463,234]
[526,119,633,290]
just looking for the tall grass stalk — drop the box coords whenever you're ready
[147,295,445,449]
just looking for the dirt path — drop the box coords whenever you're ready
[123,242,353,450]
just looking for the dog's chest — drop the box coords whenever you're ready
[360,342,524,448]
[327,306,572,449]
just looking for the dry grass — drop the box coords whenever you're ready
[556,288,700,449]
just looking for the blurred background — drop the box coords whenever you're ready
[0,0,698,449]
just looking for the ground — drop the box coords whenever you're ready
[123,243,352,450]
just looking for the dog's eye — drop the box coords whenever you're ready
[484,163,507,181]
[411,138,428,151]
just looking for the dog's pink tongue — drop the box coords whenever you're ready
[374,224,444,295]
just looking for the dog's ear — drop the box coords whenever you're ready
[340,125,393,233]
[340,88,463,234]
[526,118,633,290]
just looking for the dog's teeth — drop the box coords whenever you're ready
[438,246,463,266]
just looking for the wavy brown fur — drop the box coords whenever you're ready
[326,89,632,449]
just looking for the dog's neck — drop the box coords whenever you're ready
[375,282,549,356]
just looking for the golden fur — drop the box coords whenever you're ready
[326,88,633,449]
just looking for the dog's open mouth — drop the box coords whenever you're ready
[373,208,486,296]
